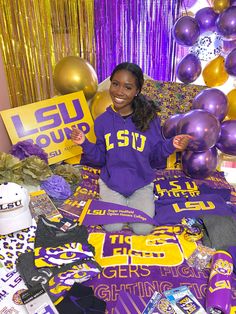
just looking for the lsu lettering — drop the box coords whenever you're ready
[155,179,200,199]
[105,130,146,152]
[0,91,96,164]
[88,226,197,267]
[172,201,215,213]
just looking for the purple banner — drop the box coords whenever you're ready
[78,199,157,226]
[58,166,236,313]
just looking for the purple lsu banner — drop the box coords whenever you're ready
[86,227,236,313]
[78,199,157,226]
[0,91,95,164]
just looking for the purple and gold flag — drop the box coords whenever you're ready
[78,199,157,226]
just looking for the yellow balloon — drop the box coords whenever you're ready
[53,56,98,100]
[202,56,229,87]
[227,89,236,119]
[212,0,230,12]
[182,11,195,17]
[90,90,112,119]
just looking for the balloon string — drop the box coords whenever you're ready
[181,0,188,16]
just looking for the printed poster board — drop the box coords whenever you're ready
[0,91,95,164]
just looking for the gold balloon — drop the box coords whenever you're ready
[212,0,230,13]
[182,11,195,17]
[227,89,236,119]
[202,56,229,87]
[90,90,113,119]
[53,56,98,100]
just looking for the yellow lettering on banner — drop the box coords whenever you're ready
[169,180,181,190]
[105,133,114,150]
[109,234,131,245]
[87,209,106,215]
[117,130,129,147]
[88,233,128,266]
[131,235,183,266]
[209,280,231,293]
[173,201,215,213]
[155,180,199,197]
[0,91,95,164]
[186,181,198,190]
[88,228,191,267]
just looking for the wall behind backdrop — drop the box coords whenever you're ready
[0,0,182,109]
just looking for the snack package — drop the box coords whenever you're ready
[187,244,215,270]
[164,286,207,314]
[20,284,59,314]
[29,190,62,221]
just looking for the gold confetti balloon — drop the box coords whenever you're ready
[53,56,98,100]
[90,90,112,119]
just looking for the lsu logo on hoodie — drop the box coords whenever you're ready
[104,130,147,152]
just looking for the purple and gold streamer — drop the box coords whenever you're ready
[0,0,95,108]
[0,0,182,107]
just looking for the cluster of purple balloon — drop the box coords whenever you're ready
[173,4,236,83]
[162,88,236,178]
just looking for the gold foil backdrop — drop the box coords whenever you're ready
[0,0,95,107]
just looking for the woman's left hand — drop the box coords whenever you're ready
[173,134,192,151]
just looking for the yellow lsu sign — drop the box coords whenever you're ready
[0,91,95,164]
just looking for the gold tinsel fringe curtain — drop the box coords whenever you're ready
[0,0,95,108]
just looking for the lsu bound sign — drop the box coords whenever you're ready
[0,91,96,164]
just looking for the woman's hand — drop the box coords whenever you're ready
[71,127,86,145]
[173,134,192,151]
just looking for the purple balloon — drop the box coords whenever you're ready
[182,147,218,179]
[192,88,228,122]
[172,16,200,46]
[230,0,236,5]
[216,6,236,37]
[225,48,236,76]
[223,39,236,53]
[216,120,236,155]
[176,53,202,84]
[177,109,221,152]
[195,7,219,33]
[162,114,184,139]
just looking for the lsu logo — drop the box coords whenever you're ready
[87,209,106,215]
[157,298,176,314]
[0,91,95,164]
[105,130,146,152]
[213,258,233,276]
[173,201,215,213]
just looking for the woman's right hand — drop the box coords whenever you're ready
[71,127,86,145]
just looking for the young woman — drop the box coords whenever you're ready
[71,62,191,235]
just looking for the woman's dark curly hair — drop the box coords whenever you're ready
[110,62,160,132]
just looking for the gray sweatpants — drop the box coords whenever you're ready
[99,178,155,235]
